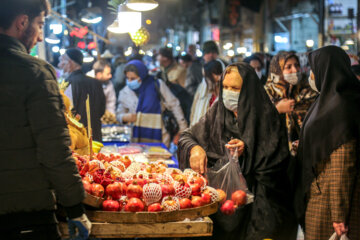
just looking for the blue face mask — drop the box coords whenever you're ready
[126,78,142,90]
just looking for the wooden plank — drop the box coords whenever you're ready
[82,192,104,208]
[86,201,219,223]
[59,217,213,238]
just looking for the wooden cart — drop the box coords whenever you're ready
[59,217,213,238]
[59,193,217,238]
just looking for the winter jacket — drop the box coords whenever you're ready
[0,34,85,217]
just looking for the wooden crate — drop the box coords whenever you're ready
[82,192,104,208]
[86,201,219,223]
[59,217,213,238]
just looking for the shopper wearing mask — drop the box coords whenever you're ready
[265,51,318,156]
[179,63,297,240]
[295,46,360,240]
[244,54,267,85]
[190,60,223,126]
[116,60,187,146]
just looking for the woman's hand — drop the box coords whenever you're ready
[226,139,245,156]
[122,113,137,123]
[189,145,207,174]
[276,98,295,114]
[333,222,348,236]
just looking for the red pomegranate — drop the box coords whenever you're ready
[160,183,175,197]
[220,200,236,215]
[188,180,201,196]
[231,190,247,207]
[174,180,192,199]
[201,192,211,205]
[124,197,145,212]
[161,196,180,211]
[147,203,163,212]
[120,156,132,168]
[191,196,204,208]
[91,183,104,198]
[127,181,143,199]
[192,175,205,187]
[102,200,120,211]
[106,182,127,200]
[82,180,92,194]
[179,198,192,209]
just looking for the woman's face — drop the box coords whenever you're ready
[282,57,300,75]
[223,67,243,93]
[126,71,140,82]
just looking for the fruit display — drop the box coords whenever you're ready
[74,152,220,212]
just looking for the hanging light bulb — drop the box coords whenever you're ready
[126,0,158,12]
[45,33,60,44]
[118,11,141,33]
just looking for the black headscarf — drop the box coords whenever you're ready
[179,62,296,239]
[295,46,360,223]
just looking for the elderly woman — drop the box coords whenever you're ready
[179,62,297,240]
[265,52,318,156]
[116,60,187,146]
[295,46,360,240]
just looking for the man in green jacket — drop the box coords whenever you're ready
[0,0,91,239]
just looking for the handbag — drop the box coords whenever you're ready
[154,80,179,138]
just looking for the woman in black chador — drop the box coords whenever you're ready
[178,62,297,240]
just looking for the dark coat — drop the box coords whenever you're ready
[66,70,105,142]
[0,34,84,216]
[178,63,297,240]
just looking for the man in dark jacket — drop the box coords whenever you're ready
[59,48,106,142]
[0,0,91,239]
[179,54,203,97]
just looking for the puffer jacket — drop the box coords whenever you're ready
[0,34,84,215]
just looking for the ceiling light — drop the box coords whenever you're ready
[306,39,314,48]
[126,0,159,12]
[81,16,102,24]
[49,23,63,35]
[117,10,142,34]
[237,47,247,54]
[345,39,355,45]
[52,46,60,53]
[83,52,95,63]
[45,33,60,44]
[227,50,235,57]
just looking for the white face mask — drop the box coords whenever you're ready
[308,70,319,92]
[256,70,262,79]
[283,72,301,85]
[222,89,240,112]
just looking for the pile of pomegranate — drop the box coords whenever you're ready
[74,152,246,213]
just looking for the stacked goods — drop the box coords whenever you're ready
[73,152,221,212]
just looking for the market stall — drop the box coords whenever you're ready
[57,141,253,238]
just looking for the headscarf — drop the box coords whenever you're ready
[127,60,162,142]
[265,52,318,155]
[179,62,295,239]
[295,45,360,223]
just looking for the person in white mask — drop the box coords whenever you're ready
[264,51,318,156]
[178,63,298,240]
[244,54,267,85]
